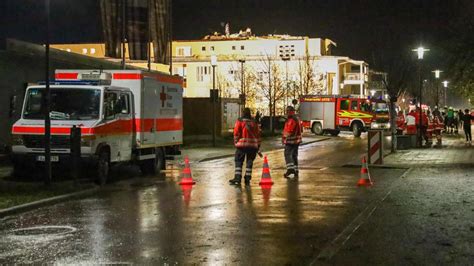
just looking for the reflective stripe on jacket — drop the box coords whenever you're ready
[234,118,261,149]
[283,116,302,145]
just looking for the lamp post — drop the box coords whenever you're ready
[239,58,245,107]
[211,55,218,147]
[282,57,290,107]
[432,69,442,108]
[412,46,429,147]
[44,0,51,185]
[442,80,449,106]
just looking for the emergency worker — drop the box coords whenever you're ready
[282,106,302,179]
[432,109,444,146]
[396,110,406,135]
[461,109,472,144]
[406,109,417,135]
[229,108,261,186]
[426,110,434,145]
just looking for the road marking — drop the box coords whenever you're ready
[312,168,413,264]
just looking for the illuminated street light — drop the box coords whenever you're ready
[412,46,430,60]
[413,46,429,147]
[211,55,218,147]
[432,69,442,107]
[370,89,376,96]
[442,80,449,106]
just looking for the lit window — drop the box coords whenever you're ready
[82,48,88,54]
[90,48,96,54]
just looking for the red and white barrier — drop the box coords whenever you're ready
[368,130,383,164]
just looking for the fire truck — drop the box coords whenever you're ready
[299,95,388,137]
[11,69,183,184]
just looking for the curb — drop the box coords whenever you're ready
[198,137,331,163]
[0,186,99,218]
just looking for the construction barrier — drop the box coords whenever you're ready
[368,130,383,164]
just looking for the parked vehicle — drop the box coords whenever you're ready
[11,70,183,184]
[299,95,385,137]
[260,116,286,131]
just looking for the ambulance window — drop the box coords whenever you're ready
[104,92,119,119]
[351,100,358,110]
[118,94,130,114]
[340,100,350,110]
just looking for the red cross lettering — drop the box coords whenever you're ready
[160,87,167,107]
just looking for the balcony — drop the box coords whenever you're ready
[343,72,368,85]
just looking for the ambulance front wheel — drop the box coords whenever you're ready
[312,122,324,135]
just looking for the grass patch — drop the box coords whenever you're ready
[0,182,93,210]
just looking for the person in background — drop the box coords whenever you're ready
[432,109,444,147]
[396,110,406,135]
[282,106,302,179]
[446,107,454,134]
[229,108,261,186]
[406,109,417,135]
[458,109,464,129]
[461,109,472,144]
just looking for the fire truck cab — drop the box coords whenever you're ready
[11,70,183,184]
[299,95,375,137]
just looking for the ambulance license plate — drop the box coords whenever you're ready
[36,155,59,162]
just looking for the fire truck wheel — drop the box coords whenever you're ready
[97,150,110,186]
[312,122,324,135]
[352,122,362,137]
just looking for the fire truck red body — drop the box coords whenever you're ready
[299,95,388,137]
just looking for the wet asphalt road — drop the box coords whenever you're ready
[0,133,406,264]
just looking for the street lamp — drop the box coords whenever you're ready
[44,0,52,185]
[442,80,449,106]
[210,55,218,147]
[370,89,376,97]
[282,57,290,107]
[412,46,429,147]
[432,69,442,107]
[238,58,246,107]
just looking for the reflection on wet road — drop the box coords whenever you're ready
[0,134,403,264]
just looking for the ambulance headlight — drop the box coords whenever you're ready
[11,135,24,145]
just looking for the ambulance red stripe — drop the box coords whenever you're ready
[12,118,183,135]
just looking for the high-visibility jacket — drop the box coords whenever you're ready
[283,115,302,145]
[396,113,406,131]
[406,112,417,135]
[414,112,428,127]
[433,115,444,131]
[234,118,261,149]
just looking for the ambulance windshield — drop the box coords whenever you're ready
[23,88,101,120]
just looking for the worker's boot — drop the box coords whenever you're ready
[284,169,296,179]
[244,175,251,186]
[229,175,241,185]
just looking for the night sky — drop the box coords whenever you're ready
[3,0,467,67]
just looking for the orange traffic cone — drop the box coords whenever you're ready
[357,156,373,187]
[179,156,196,185]
[261,183,272,208]
[259,155,274,185]
[180,184,193,207]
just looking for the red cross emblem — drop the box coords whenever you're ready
[160,87,167,107]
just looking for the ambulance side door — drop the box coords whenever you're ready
[117,92,133,161]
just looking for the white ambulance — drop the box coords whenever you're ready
[11,69,183,184]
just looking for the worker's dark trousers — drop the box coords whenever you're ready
[284,144,299,172]
[235,148,258,180]
[464,126,472,141]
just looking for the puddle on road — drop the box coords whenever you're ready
[5,225,77,242]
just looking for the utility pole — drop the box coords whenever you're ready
[121,0,126,69]
[44,0,51,185]
[239,59,245,107]
[268,58,273,133]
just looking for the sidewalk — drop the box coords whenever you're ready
[182,134,330,163]
[384,133,473,166]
